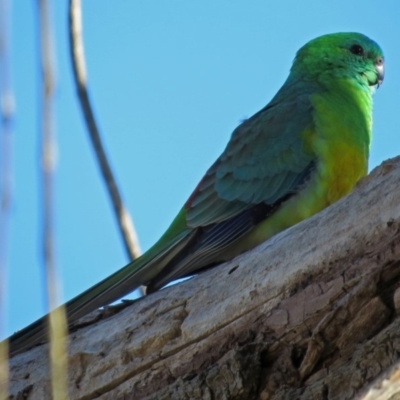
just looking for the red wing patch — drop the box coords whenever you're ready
[184,174,207,209]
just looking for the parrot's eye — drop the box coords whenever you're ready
[350,44,364,56]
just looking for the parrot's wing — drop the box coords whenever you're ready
[188,91,315,226]
[146,87,317,291]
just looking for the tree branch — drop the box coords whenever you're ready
[8,156,400,399]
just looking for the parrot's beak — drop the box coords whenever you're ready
[375,58,384,87]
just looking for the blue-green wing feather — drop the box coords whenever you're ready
[187,83,315,227]
[147,82,318,290]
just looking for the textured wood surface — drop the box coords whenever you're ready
[9,157,400,400]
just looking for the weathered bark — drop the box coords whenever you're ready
[9,157,400,400]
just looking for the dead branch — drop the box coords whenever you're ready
[8,157,400,399]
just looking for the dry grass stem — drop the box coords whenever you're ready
[37,0,68,398]
[0,0,14,396]
[68,0,141,262]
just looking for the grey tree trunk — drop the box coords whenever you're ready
[9,157,400,400]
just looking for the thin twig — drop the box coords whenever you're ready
[68,0,141,262]
[37,0,68,399]
[0,0,13,396]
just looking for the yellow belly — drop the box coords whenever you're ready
[220,134,368,260]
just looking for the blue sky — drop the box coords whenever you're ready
[3,1,400,337]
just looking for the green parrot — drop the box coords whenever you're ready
[9,32,384,356]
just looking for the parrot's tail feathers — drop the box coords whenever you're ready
[7,229,195,357]
[66,228,197,322]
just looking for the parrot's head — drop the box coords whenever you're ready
[292,32,384,92]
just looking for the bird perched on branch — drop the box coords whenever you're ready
[8,32,384,356]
